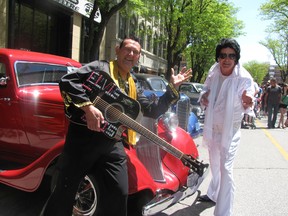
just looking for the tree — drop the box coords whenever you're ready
[260,37,288,82]
[138,0,243,82]
[243,61,270,84]
[82,0,243,83]
[82,0,129,63]
[260,0,288,82]
[184,0,244,82]
[145,0,192,80]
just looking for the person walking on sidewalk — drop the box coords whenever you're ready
[265,77,282,129]
[278,83,288,128]
[197,38,255,216]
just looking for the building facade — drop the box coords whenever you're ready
[0,0,167,75]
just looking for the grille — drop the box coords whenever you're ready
[136,117,165,182]
[176,95,190,131]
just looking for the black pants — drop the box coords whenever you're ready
[267,103,279,128]
[41,123,128,216]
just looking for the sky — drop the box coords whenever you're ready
[232,0,275,64]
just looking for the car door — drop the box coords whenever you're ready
[0,57,30,165]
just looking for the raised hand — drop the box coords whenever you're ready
[200,90,210,107]
[242,90,254,109]
[170,67,192,88]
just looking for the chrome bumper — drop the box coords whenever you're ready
[142,168,209,216]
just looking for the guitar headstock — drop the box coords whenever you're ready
[181,154,209,177]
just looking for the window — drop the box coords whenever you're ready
[150,79,166,91]
[139,22,145,49]
[119,14,127,39]
[138,80,150,90]
[129,16,137,37]
[153,33,158,55]
[15,62,74,86]
[180,84,196,93]
[9,1,71,56]
[0,63,6,78]
[147,27,152,52]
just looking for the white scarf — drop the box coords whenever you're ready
[201,63,254,150]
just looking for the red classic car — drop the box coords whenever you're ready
[0,48,208,216]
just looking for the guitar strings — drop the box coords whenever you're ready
[95,97,184,159]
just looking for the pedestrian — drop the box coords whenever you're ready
[278,83,288,128]
[242,80,259,129]
[197,38,255,216]
[260,82,269,117]
[255,83,263,119]
[40,35,192,216]
[265,77,282,128]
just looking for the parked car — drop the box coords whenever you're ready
[0,49,208,216]
[134,73,203,138]
[178,82,205,124]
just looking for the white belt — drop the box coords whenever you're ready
[213,122,241,133]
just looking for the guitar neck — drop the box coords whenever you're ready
[95,97,184,159]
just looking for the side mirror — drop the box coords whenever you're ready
[0,77,8,86]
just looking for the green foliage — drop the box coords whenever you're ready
[243,61,270,84]
[260,0,288,82]
[260,0,288,32]
[84,0,244,82]
[82,0,129,62]
[184,0,244,82]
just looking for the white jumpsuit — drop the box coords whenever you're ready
[200,63,254,216]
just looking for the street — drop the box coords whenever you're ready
[0,115,288,216]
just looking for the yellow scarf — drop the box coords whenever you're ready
[109,60,137,145]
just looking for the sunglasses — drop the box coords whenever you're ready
[219,53,236,60]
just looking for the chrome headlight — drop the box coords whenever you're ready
[158,112,179,132]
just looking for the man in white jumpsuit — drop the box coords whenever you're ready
[197,38,255,216]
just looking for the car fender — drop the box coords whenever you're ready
[125,147,158,195]
[0,140,64,192]
[159,126,199,186]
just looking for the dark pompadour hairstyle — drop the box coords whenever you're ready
[119,35,141,48]
[215,38,241,63]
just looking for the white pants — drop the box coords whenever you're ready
[207,128,241,216]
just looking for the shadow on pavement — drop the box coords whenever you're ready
[155,190,215,216]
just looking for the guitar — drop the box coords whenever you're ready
[67,70,208,176]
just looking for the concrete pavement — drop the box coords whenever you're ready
[156,114,288,216]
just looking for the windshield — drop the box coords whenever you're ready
[149,78,167,91]
[194,83,204,92]
[180,83,203,93]
[15,61,77,87]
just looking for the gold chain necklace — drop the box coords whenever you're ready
[118,71,128,91]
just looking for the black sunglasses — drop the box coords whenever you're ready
[219,53,236,60]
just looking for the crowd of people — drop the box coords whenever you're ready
[241,78,288,129]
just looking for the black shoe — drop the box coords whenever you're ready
[197,195,215,203]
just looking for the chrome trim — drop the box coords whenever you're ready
[33,114,54,119]
[176,96,190,131]
[142,169,209,216]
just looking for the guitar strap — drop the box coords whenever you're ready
[109,60,137,145]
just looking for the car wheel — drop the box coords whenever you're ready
[73,174,100,216]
